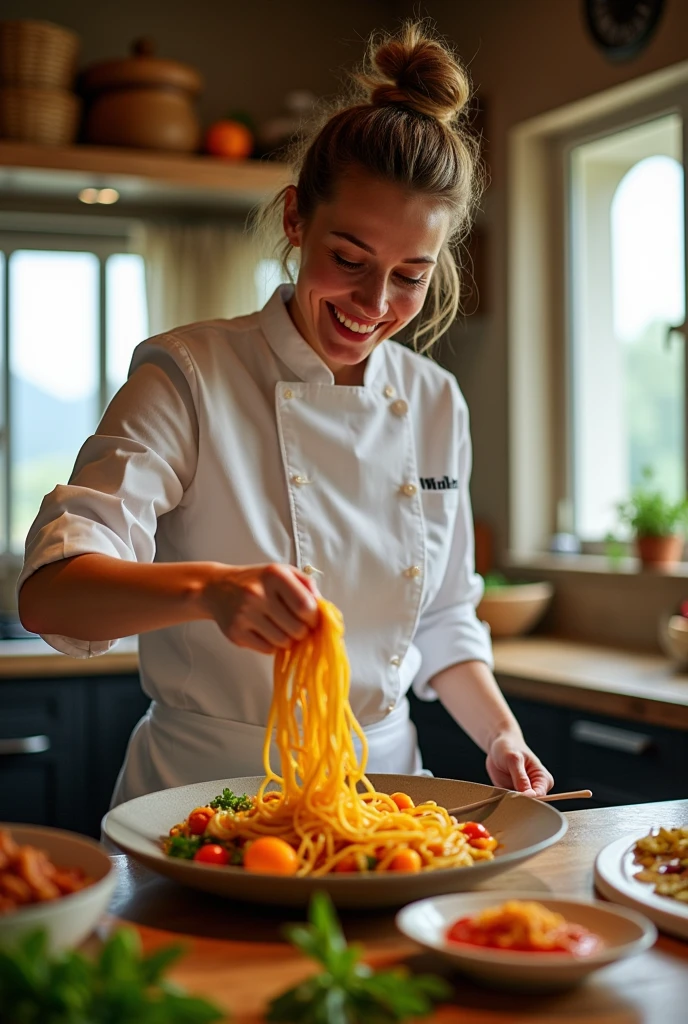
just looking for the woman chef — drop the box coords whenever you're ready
[18,23,554,806]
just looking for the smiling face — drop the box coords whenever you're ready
[282,169,451,384]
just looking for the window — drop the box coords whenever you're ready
[569,115,686,540]
[0,232,147,554]
[508,74,688,560]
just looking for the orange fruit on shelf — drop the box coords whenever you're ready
[204,119,254,159]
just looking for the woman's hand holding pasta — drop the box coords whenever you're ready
[485,734,554,798]
[202,563,320,655]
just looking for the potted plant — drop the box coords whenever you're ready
[617,469,688,569]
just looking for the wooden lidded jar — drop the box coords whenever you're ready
[80,39,202,152]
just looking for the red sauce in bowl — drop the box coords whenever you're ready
[446,909,604,956]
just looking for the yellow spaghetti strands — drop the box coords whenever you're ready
[165,598,498,876]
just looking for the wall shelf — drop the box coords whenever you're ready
[0,141,291,212]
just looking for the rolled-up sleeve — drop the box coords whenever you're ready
[17,337,199,658]
[411,383,493,701]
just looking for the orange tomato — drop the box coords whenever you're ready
[390,792,415,811]
[187,807,215,835]
[205,120,254,159]
[244,836,299,875]
[470,837,498,851]
[388,849,422,872]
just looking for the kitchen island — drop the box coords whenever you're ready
[106,798,688,1023]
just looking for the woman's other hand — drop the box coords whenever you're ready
[202,563,320,654]
[485,733,554,798]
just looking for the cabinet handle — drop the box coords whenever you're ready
[0,735,50,755]
[571,720,653,755]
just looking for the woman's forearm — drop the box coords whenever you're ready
[430,659,523,752]
[18,554,215,641]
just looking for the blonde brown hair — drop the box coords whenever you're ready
[253,21,482,353]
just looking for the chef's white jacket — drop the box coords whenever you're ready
[18,285,492,804]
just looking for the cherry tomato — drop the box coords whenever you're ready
[388,849,422,872]
[390,792,415,811]
[244,836,299,875]
[193,844,229,866]
[459,822,490,840]
[187,807,215,835]
[334,854,358,873]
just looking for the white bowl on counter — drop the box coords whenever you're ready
[0,823,117,953]
[661,614,688,669]
[396,892,656,990]
[477,582,554,639]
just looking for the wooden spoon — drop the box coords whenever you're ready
[446,789,593,818]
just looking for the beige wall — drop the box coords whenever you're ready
[412,0,688,560]
[9,1,688,560]
[2,0,399,128]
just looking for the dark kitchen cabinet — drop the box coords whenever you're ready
[409,688,688,810]
[0,673,148,837]
[0,681,87,832]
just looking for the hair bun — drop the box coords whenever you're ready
[359,22,470,125]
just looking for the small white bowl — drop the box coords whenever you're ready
[0,823,117,953]
[396,891,656,990]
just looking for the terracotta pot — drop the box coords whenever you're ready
[80,38,202,152]
[635,534,684,568]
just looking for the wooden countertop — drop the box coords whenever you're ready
[494,638,688,730]
[0,635,139,677]
[106,799,688,1023]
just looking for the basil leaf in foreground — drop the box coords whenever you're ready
[267,891,452,1023]
[0,928,225,1024]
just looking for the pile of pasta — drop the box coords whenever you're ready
[165,598,497,877]
[0,829,92,914]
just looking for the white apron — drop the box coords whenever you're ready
[111,697,425,806]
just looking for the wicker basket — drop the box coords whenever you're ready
[0,86,80,145]
[0,20,79,89]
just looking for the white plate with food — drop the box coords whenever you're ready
[103,774,567,909]
[594,826,688,940]
[396,892,656,989]
[0,823,117,952]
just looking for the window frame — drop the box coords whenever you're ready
[508,69,688,563]
[0,220,140,555]
[560,99,688,549]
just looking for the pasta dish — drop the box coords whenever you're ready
[163,598,497,876]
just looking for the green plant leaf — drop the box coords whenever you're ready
[0,928,225,1024]
[140,944,185,985]
[269,894,451,1023]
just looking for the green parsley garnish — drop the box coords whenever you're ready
[267,892,451,1023]
[209,788,253,812]
[166,834,203,859]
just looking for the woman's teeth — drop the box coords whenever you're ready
[332,305,378,334]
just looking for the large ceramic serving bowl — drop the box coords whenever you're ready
[103,775,567,909]
[0,823,117,953]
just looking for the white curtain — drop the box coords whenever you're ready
[133,221,262,336]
